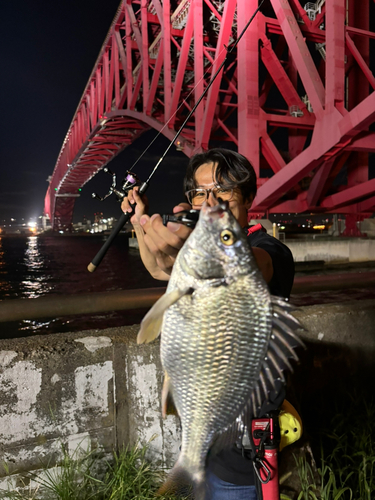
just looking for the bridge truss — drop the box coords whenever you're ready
[45,0,375,231]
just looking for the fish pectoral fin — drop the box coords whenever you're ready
[162,371,178,418]
[137,287,193,344]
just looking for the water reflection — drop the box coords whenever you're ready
[22,236,52,298]
[19,318,60,331]
[0,235,164,338]
[0,238,11,296]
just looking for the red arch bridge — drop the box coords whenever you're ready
[44,0,375,233]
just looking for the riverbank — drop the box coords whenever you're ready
[1,299,374,497]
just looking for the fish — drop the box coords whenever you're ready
[137,202,304,499]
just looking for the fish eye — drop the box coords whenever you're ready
[220,229,236,246]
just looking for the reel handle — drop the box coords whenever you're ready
[87,181,148,272]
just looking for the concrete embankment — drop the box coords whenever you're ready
[286,237,375,263]
[1,299,374,494]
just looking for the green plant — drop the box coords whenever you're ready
[295,453,353,500]
[27,442,101,500]
[295,390,375,500]
[0,442,188,500]
[295,455,318,500]
[101,443,187,500]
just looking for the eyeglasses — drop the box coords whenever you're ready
[185,186,234,206]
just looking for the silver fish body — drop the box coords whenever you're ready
[137,203,303,498]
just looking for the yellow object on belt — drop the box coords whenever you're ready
[279,400,303,451]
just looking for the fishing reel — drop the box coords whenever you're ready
[91,167,142,202]
[162,199,229,229]
[92,167,200,228]
[162,209,200,229]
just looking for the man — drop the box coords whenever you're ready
[122,148,295,499]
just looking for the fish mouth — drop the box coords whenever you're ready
[179,200,230,280]
[201,200,229,220]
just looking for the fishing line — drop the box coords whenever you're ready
[87,0,265,272]
[127,0,265,177]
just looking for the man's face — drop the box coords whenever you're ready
[193,161,253,228]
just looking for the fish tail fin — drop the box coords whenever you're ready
[193,475,207,500]
[157,458,205,499]
[156,457,192,497]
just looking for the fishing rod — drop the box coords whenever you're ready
[87,0,264,272]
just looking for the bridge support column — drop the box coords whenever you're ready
[237,0,260,176]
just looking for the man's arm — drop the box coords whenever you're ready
[132,222,172,281]
[121,188,169,280]
[122,190,191,280]
[252,247,274,283]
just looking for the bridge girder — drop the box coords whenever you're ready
[45,0,375,230]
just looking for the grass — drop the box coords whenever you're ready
[2,392,374,500]
[296,391,375,500]
[295,453,353,500]
[100,445,184,500]
[0,442,186,500]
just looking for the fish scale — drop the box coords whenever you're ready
[137,202,304,499]
[160,282,271,465]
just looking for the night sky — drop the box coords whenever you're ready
[2,2,374,226]
[1,0,188,224]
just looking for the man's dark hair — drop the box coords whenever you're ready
[183,148,257,202]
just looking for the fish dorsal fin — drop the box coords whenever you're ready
[251,296,306,413]
[137,287,193,344]
[161,371,178,418]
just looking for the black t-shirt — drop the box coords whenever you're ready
[248,229,294,299]
[207,227,295,485]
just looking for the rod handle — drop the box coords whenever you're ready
[87,182,148,272]
[87,212,130,272]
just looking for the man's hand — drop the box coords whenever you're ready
[139,203,193,275]
[121,186,149,224]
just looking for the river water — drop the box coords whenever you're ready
[0,234,374,339]
[0,234,165,338]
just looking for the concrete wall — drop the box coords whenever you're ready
[1,300,375,496]
[360,218,375,237]
[286,237,375,263]
[0,327,181,497]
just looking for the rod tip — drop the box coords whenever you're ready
[87,263,96,273]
